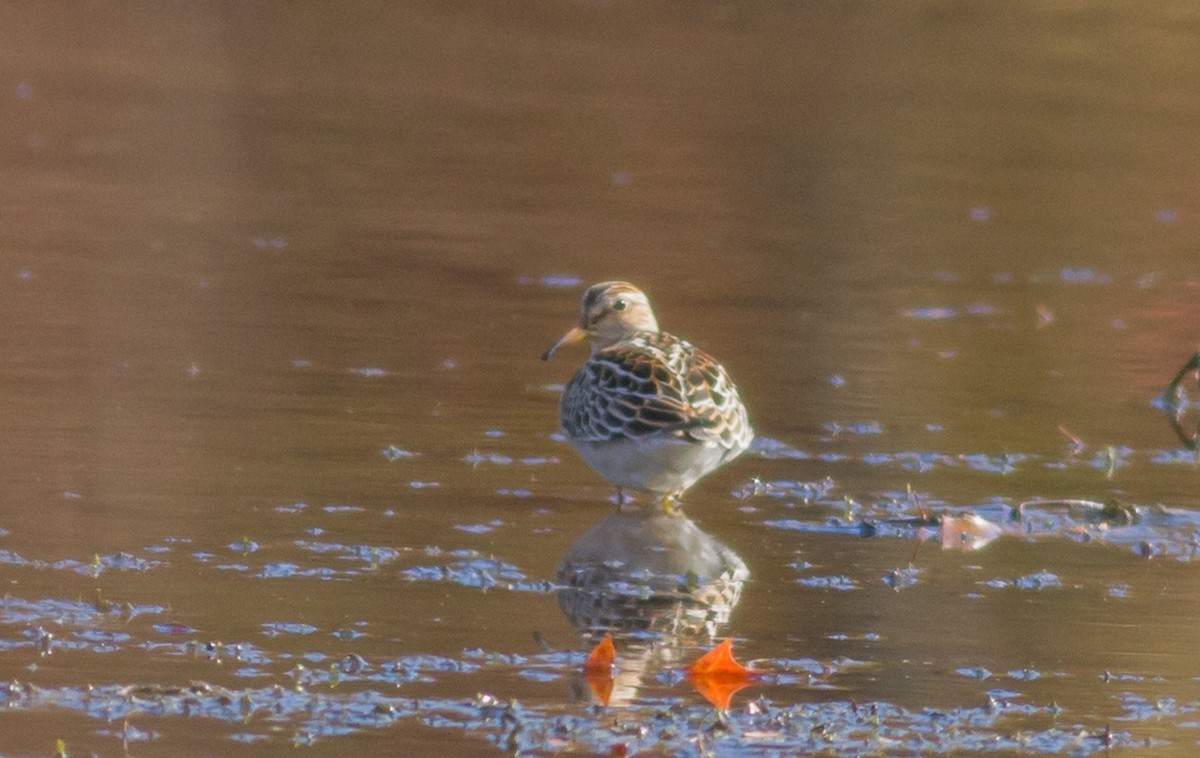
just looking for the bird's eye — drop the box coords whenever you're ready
[612,299,627,312]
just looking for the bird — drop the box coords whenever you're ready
[542,281,753,511]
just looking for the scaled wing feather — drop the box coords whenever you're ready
[561,332,750,449]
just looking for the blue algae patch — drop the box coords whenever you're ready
[517,274,582,289]
[1149,449,1200,465]
[295,541,401,565]
[0,596,117,626]
[233,668,269,679]
[0,654,1150,754]
[822,421,884,436]
[817,452,850,462]
[960,453,1027,474]
[401,558,550,593]
[454,521,503,534]
[826,634,880,643]
[956,667,993,680]
[73,630,131,646]
[733,477,837,503]
[1013,571,1063,590]
[1085,447,1132,473]
[230,733,272,743]
[882,567,922,590]
[764,517,876,537]
[517,669,560,682]
[1006,669,1042,681]
[904,307,958,320]
[1058,267,1110,284]
[228,539,259,554]
[381,445,418,461]
[262,622,319,637]
[96,724,156,742]
[323,504,366,514]
[797,575,859,591]
[259,562,300,578]
[985,571,1063,591]
[463,451,513,466]
[153,623,197,636]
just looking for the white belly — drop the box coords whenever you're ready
[570,435,749,495]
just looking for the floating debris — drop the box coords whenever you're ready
[940,514,1003,551]
[381,445,418,461]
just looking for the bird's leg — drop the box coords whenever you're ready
[611,487,627,509]
[660,492,682,514]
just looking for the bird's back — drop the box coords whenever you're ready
[560,331,753,452]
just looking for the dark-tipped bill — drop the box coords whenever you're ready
[542,326,588,361]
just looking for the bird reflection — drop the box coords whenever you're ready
[556,510,749,706]
[556,510,748,638]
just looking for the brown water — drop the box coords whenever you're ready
[3,2,1200,755]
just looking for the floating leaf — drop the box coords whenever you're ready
[687,639,756,710]
[583,633,615,706]
[584,633,615,673]
[690,672,752,710]
[688,638,750,678]
[940,514,1003,551]
[585,668,613,707]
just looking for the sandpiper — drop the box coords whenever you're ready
[543,281,753,510]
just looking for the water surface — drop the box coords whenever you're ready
[2,2,1200,755]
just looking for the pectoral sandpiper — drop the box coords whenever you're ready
[542,281,753,510]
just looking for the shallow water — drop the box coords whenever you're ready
[3,2,1200,755]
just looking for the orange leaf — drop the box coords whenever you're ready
[583,633,616,707]
[584,633,615,674]
[940,513,1003,551]
[689,672,753,710]
[585,668,614,706]
[687,639,756,710]
[687,639,750,678]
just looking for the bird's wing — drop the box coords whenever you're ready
[560,334,750,448]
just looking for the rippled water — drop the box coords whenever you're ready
[3,3,1200,755]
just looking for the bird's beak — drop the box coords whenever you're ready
[542,325,589,361]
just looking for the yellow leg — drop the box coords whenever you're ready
[660,493,682,514]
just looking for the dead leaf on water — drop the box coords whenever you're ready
[940,514,1003,551]
[687,638,757,710]
[583,633,615,706]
